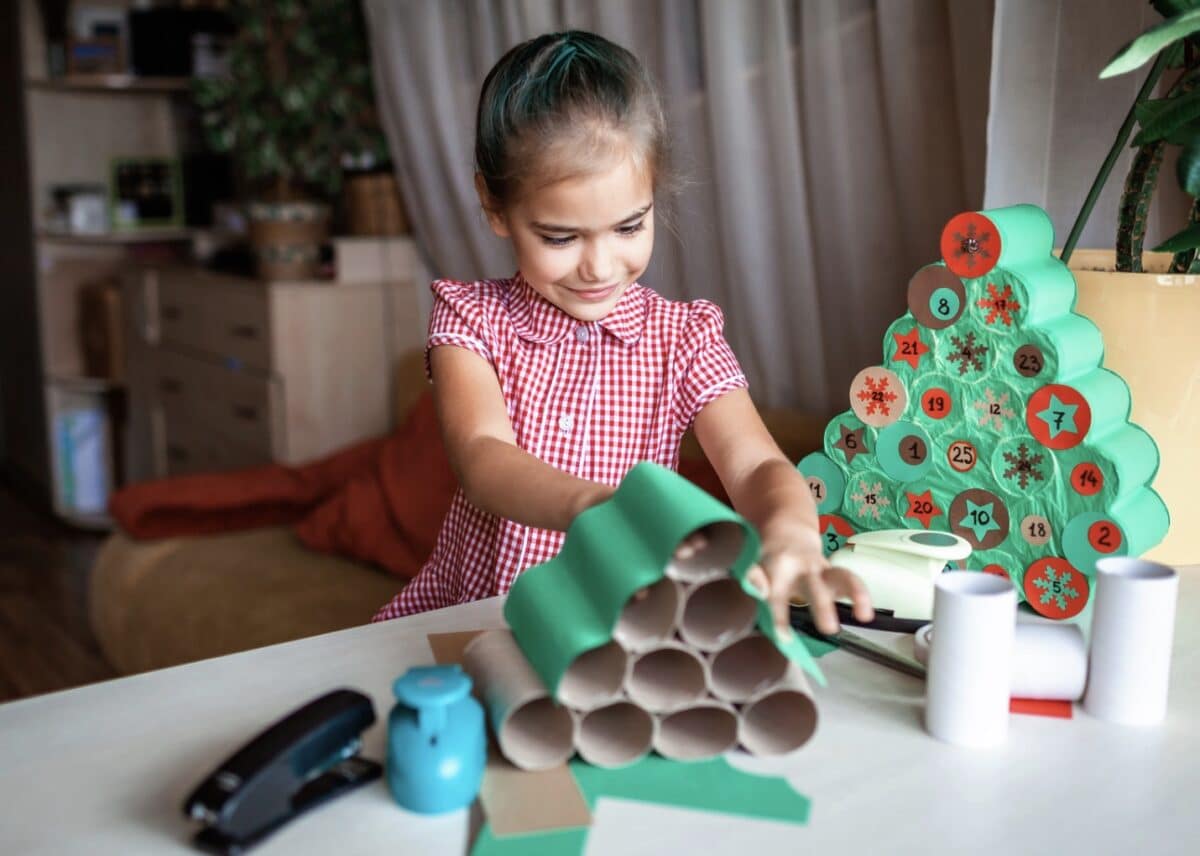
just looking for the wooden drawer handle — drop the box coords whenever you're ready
[159,377,183,394]
[162,305,182,321]
[230,324,260,340]
[233,404,259,422]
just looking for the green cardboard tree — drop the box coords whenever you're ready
[800,205,1169,619]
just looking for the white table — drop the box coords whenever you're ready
[1,569,1197,855]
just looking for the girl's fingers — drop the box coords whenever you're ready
[747,564,770,598]
[826,565,875,623]
[802,574,840,635]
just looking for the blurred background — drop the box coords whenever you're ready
[0,0,1186,702]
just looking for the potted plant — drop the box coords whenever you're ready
[193,0,390,280]
[1062,0,1200,564]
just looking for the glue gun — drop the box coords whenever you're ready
[807,529,972,631]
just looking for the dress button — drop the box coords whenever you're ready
[559,415,574,434]
[575,326,589,343]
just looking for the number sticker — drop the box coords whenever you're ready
[806,476,826,502]
[921,388,952,420]
[1021,514,1052,546]
[947,440,977,473]
[1014,344,1046,378]
[1071,462,1104,497]
[1088,520,1122,553]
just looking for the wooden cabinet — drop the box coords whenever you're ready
[123,266,425,480]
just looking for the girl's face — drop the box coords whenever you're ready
[479,154,655,322]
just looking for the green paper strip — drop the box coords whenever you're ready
[1003,312,1104,385]
[963,260,1077,330]
[970,204,1056,270]
[503,462,825,691]
[1109,486,1171,558]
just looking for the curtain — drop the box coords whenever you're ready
[985,0,1190,253]
[365,0,993,414]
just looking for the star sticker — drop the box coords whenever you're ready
[904,490,942,528]
[1036,394,1079,439]
[833,424,868,464]
[823,522,849,554]
[959,499,1001,543]
[892,327,929,370]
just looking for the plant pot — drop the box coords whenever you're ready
[247,201,330,281]
[1069,249,1200,564]
[343,171,409,236]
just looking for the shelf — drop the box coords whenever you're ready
[38,228,196,245]
[46,375,125,393]
[26,75,194,94]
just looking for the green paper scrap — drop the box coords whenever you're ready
[804,203,1169,613]
[503,462,826,690]
[470,756,811,856]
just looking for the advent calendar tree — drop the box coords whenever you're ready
[800,205,1169,619]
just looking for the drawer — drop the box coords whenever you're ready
[203,286,271,371]
[157,408,271,476]
[149,269,272,371]
[147,348,281,461]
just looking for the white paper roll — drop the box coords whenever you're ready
[924,572,1016,748]
[666,522,746,583]
[1083,557,1179,726]
[654,700,739,761]
[913,621,1087,701]
[707,633,789,703]
[624,642,709,713]
[738,662,819,757]
[462,630,576,770]
[575,701,656,768]
[678,577,758,651]
[613,578,682,653]
[558,640,627,710]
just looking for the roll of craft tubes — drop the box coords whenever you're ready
[1083,557,1179,726]
[924,572,1016,748]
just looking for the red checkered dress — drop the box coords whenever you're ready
[371,273,747,621]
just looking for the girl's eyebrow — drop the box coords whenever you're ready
[531,203,653,233]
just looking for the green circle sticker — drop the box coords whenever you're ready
[876,421,934,483]
[929,286,962,322]
[798,452,846,514]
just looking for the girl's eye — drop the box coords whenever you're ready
[539,234,575,247]
[617,221,645,237]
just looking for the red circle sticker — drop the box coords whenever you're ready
[1071,462,1104,496]
[983,563,1007,578]
[921,387,953,420]
[1026,384,1092,450]
[941,211,1000,278]
[947,440,977,473]
[1023,558,1089,620]
[817,514,856,557]
[1088,520,1123,553]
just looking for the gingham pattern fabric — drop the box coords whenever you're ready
[371,274,747,621]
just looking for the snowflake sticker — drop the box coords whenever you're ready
[947,332,989,376]
[976,282,1022,326]
[1035,567,1077,611]
[849,367,907,428]
[1002,443,1046,490]
[849,480,891,521]
[940,212,999,278]
[974,388,1016,431]
[1023,558,1089,619]
[856,375,898,417]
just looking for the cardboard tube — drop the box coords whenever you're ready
[666,522,746,583]
[613,578,682,653]
[462,630,576,770]
[678,577,759,651]
[1083,557,1179,726]
[654,700,739,761]
[558,640,627,710]
[624,642,709,713]
[925,572,1016,748]
[708,633,789,703]
[738,662,818,756]
[575,701,655,768]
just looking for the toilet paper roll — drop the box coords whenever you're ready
[575,701,656,768]
[910,373,965,431]
[653,700,740,761]
[843,467,905,530]
[462,630,577,770]
[939,205,1054,279]
[613,578,682,653]
[708,633,790,703]
[678,576,759,651]
[797,451,848,515]
[849,366,909,429]
[883,317,935,380]
[964,261,1076,330]
[1025,371,1131,451]
[665,522,747,584]
[913,621,1087,700]
[824,411,876,471]
[558,640,628,710]
[738,661,819,757]
[875,420,935,484]
[624,641,709,713]
[1056,426,1160,519]
[932,320,997,385]
[1002,312,1103,387]
[1083,556,1179,726]
[924,572,1017,748]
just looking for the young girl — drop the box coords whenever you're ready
[373,30,873,636]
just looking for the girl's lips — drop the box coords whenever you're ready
[573,284,619,302]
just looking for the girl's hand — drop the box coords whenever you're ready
[751,531,874,636]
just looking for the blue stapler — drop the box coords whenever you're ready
[182,689,381,854]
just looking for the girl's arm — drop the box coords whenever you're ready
[693,388,874,635]
[430,344,613,531]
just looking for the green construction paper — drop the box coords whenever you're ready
[503,462,825,692]
[471,756,811,856]
[809,204,1168,613]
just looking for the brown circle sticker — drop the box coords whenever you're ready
[949,488,1010,550]
[1021,514,1052,546]
[907,265,966,330]
[900,434,928,464]
[1013,344,1046,378]
[849,367,907,428]
[947,440,978,473]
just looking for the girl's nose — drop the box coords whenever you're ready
[579,239,615,284]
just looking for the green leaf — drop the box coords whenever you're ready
[1177,137,1200,193]
[1133,90,1200,144]
[1101,8,1200,78]
[1152,221,1200,252]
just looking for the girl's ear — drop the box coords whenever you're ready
[475,174,511,238]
